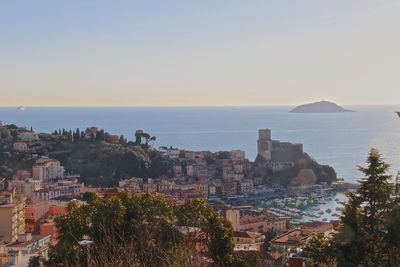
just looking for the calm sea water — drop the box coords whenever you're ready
[1,105,400,183]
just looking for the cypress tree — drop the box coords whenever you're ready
[75,128,80,142]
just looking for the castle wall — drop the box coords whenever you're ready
[256,129,303,170]
[271,141,303,162]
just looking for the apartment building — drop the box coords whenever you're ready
[0,192,26,243]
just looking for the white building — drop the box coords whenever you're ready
[18,132,40,142]
[33,189,61,201]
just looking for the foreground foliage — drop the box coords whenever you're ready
[41,193,255,266]
[303,148,400,267]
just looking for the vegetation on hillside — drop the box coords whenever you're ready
[0,124,170,186]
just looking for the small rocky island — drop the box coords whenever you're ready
[290,101,354,113]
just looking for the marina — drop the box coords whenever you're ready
[254,189,348,222]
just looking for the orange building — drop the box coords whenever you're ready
[40,219,58,240]
[25,198,49,233]
[49,205,67,216]
[104,188,124,198]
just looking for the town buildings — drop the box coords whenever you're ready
[233,231,264,251]
[269,221,337,261]
[239,209,289,234]
[33,158,64,181]
[45,179,85,196]
[33,188,61,201]
[0,192,26,243]
[8,179,43,197]
[5,233,51,257]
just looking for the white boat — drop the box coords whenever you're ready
[17,106,25,111]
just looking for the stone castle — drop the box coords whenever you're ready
[256,129,303,171]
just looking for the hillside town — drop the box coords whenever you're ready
[0,124,344,266]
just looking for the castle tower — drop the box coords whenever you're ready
[257,129,272,161]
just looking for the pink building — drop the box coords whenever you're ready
[13,142,28,152]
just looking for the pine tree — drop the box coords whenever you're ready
[333,148,394,266]
[304,149,395,266]
[356,149,393,265]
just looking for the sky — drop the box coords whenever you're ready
[1,0,399,107]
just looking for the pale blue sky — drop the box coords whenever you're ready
[1,0,399,106]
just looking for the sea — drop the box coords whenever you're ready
[1,105,400,183]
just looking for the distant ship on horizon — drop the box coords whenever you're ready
[17,106,25,111]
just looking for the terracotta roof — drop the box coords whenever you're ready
[266,251,283,261]
[233,231,251,238]
[6,235,50,248]
[270,229,309,245]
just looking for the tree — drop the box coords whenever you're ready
[262,228,277,252]
[11,130,18,141]
[385,205,400,265]
[28,255,45,267]
[96,129,105,142]
[119,135,126,145]
[142,133,150,146]
[233,251,260,267]
[352,148,393,265]
[176,198,235,266]
[302,233,336,267]
[74,128,80,142]
[90,132,95,142]
[211,199,226,209]
[48,193,238,266]
[150,136,156,147]
[304,149,396,266]
[135,130,144,145]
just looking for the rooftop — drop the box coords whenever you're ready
[6,235,50,248]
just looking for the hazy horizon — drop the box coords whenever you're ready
[2,103,400,108]
[1,1,399,106]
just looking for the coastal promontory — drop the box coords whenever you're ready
[290,101,354,113]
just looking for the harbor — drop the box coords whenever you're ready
[255,189,348,222]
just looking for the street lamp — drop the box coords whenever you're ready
[79,237,93,267]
